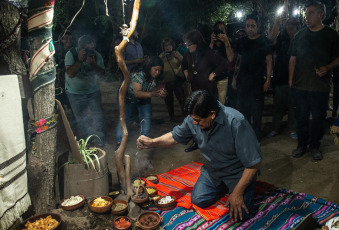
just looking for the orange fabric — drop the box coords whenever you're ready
[144,162,229,221]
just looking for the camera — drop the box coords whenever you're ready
[165,51,172,56]
[213,29,224,41]
[85,48,95,57]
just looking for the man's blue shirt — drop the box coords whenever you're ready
[171,103,262,192]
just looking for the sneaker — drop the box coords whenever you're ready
[267,131,278,137]
[292,146,307,158]
[310,148,323,160]
[290,132,298,139]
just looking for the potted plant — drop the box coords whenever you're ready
[63,135,109,199]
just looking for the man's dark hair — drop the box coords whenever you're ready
[184,90,220,118]
[245,12,260,24]
[78,35,95,49]
[306,1,326,19]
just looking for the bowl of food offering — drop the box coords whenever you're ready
[114,216,132,230]
[155,195,177,211]
[132,179,146,188]
[145,186,157,197]
[17,213,62,230]
[60,195,85,211]
[136,211,162,230]
[111,199,128,215]
[89,196,113,213]
[131,185,149,204]
[145,174,159,184]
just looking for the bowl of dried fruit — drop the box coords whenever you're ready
[136,211,162,230]
[114,216,132,230]
[155,195,177,211]
[17,213,62,230]
[60,195,85,211]
[131,185,149,204]
[111,199,128,215]
[145,186,157,197]
[145,174,159,184]
[89,196,113,213]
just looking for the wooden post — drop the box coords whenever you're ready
[114,0,140,196]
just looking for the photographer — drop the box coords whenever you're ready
[159,38,185,121]
[210,21,234,105]
[65,35,106,146]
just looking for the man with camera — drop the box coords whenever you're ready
[65,35,106,146]
[210,21,234,105]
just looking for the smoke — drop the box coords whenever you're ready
[135,150,154,177]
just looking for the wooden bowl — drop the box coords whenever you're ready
[111,199,128,215]
[17,213,62,230]
[145,186,157,197]
[89,196,113,213]
[60,195,85,211]
[136,211,162,230]
[145,174,159,184]
[114,216,132,230]
[155,196,177,211]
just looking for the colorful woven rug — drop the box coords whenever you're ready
[144,162,339,229]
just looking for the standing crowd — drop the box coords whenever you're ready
[54,1,339,159]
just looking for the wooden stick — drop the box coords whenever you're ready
[114,0,140,194]
[124,155,132,198]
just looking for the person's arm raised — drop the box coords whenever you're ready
[137,133,178,149]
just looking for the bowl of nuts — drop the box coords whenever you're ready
[136,211,162,230]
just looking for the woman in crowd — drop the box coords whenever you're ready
[267,17,299,139]
[181,29,226,152]
[182,29,226,98]
[115,56,166,149]
[159,38,185,122]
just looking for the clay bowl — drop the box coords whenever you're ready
[17,213,62,230]
[131,185,149,204]
[155,196,177,211]
[89,196,113,213]
[136,211,162,230]
[145,186,157,197]
[145,174,159,184]
[60,195,85,211]
[111,199,128,215]
[114,216,132,230]
[149,195,161,204]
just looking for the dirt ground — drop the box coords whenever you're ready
[99,81,339,205]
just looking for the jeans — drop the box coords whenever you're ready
[272,85,297,132]
[116,99,152,143]
[191,173,256,220]
[292,88,329,149]
[66,90,106,143]
[237,94,264,142]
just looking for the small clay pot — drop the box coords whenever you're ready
[114,216,132,230]
[111,200,128,215]
[145,186,157,197]
[136,211,162,230]
[145,174,159,184]
[88,196,113,213]
[60,195,85,211]
[155,196,177,211]
[131,185,149,204]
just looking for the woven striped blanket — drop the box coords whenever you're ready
[0,75,31,230]
[145,162,339,229]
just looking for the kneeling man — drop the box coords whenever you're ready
[137,90,262,221]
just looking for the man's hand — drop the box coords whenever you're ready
[315,66,328,77]
[86,55,96,65]
[217,33,229,44]
[263,79,270,92]
[209,72,216,81]
[137,135,153,149]
[225,192,249,222]
[78,48,87,62]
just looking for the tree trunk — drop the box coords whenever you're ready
[26,0,57,213]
